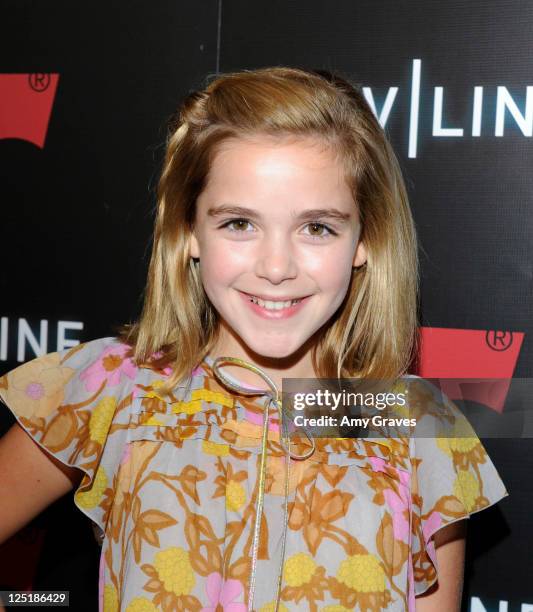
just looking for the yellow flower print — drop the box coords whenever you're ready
[450,437,479,453]
[89,397,116,444]
[171,401,202,415]
[145,379,169,402]
[103,583,119,612]
[153,547,195,596]
[283,553,317,587]
[260,602,289,612]
[435,436,448,457]
[125,597,158,612]
[194,388,233,407]
[453,469,480,512]
[144,415,166,426]
[336,554,386,592]
[75,465,108,510]
[172,388,233,415]
[437,432,479,456]
[202,440,230,456]
[226,480,246,511]
[321,607,352,612]
[435,424,487,471]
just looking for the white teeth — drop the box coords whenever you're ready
[249,295,302,310]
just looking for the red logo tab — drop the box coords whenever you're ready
[0,73,59,148]
[419,326,524,412]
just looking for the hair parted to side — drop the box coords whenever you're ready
[116,66,419,395]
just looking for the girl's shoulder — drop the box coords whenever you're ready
[0,335,177,412]
[0,335,175,534]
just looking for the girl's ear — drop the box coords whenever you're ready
[353,240,367,267]
[189,232,200,259]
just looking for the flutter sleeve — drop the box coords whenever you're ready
[407,378,509,596]
[0,336,137,534]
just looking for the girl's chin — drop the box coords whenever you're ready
[240,337,308,361]
[246,346,294,360]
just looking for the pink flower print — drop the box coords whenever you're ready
[245,408,280,433]
[25,381,45,400]
[191,365,205,377]
[370,456,411,543]
[383,488,410,543]
[80,344,138,391]
[421,510,443,567]
[201,572,246,612]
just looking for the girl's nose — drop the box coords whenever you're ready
[253,235,298,283]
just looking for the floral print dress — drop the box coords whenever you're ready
[0,336,509,611]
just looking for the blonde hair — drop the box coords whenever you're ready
[116,66,419,395]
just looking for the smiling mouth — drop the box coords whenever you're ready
[240,291,307,311]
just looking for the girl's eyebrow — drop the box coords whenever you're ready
[207,204,352,223]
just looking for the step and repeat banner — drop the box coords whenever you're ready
[1,1,531,610]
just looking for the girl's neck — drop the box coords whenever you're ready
[209,332,317,391]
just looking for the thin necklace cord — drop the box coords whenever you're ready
[211,356,316,610]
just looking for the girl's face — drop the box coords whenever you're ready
[190,134,367,365]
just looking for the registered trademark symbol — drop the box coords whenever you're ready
[485,330,513,351]
[28,73,50,92]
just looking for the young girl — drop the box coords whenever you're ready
[0,67,508,611]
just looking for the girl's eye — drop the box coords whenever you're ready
[220,218,254,233]
[303,222,337,240]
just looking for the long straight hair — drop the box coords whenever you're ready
[116,67,419,395]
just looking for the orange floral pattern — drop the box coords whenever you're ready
[0,337,509,611]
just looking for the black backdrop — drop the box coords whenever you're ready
[1,2,531,610]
